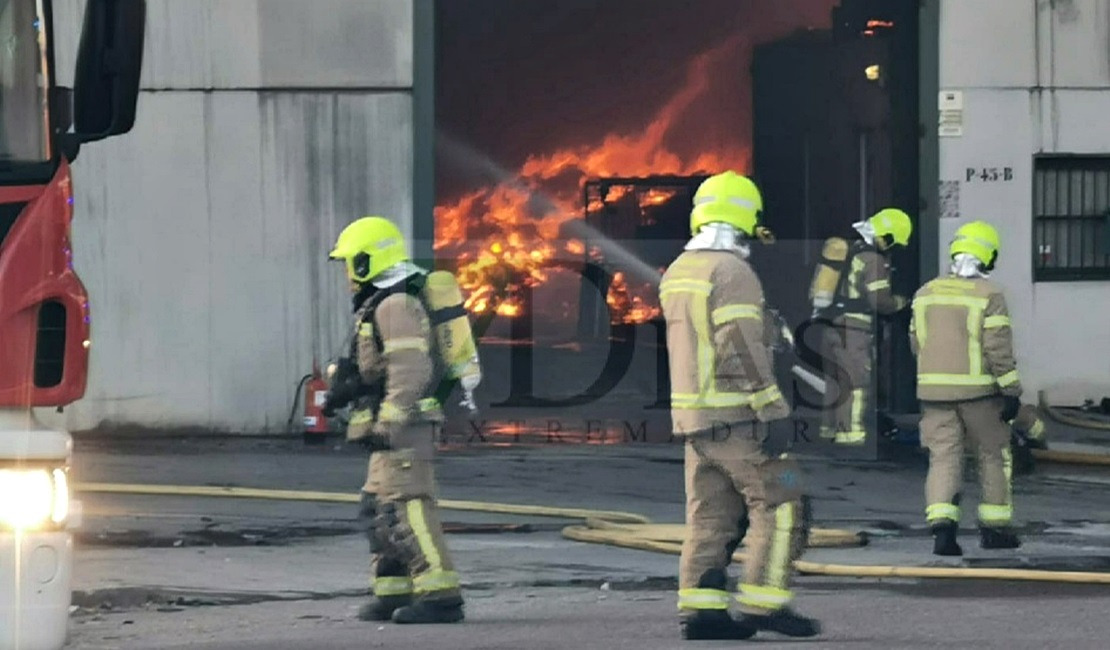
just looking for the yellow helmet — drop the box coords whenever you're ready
[949,220,1000,269]
[329,216,409,283]
[868,208,913,248]
[690,171,764,237]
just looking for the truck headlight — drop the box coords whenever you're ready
[0,468,69,530]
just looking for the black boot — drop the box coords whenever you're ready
[678,569,756,640]
[743,607,822,638]
[980,526,1021,549]
[358,595,411,622]
[680,610,757,641]
[391,594,465,624]
[932,522,963,557]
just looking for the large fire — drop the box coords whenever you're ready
[434,32,757,327]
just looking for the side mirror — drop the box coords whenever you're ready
[71,0,146,142]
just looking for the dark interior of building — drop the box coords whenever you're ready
[751,0,921,413]
[435,0,922,417]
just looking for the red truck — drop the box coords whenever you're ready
[0,1,145,648]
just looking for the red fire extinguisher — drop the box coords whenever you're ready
[302,359,330,444]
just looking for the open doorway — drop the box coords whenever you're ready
[432,0,923,431]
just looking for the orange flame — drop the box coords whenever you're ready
[435,34,758,325]
[606,271,662,325]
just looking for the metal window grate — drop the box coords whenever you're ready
[1033,156,1110,282]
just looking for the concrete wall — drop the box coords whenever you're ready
[41,0,416,433]
[937,0,1110,398]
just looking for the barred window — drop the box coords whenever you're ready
[1033,155,1110,282]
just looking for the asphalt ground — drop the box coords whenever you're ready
[55,432,1110,649]
[68,581,1110,650]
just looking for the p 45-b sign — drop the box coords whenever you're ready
[966,167,1014,182]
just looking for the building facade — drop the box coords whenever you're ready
[937,0,1110,401]
[39,0,1108,434]
[43,0,429,434]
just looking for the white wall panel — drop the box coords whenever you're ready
[45,90,412,434]
[258,0,414,88]
[939,0,1036,89]
[1042,0,1110,88]
[52,0,412,90]
[938,0,1110,397]
[34,0,418,433]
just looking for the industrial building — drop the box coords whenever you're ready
[40,0,1110,434]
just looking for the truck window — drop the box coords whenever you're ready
[0,0,51,165]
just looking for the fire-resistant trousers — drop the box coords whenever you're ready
[819,320,875,445]
[677,422,811,617]
[919,397,1014,527]
[361,423,461,603]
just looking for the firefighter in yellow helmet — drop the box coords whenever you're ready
[325,215,464,624]
[811,208,913,445]
[661,171,820,640]
[910,220,1024,556]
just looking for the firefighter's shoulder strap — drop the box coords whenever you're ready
[359,275,428,350]
[361,271,482,385]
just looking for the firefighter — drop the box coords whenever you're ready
[910,220,1024,556]
[661,171,820,641]
[811,208,913,445]
[326,215,464,624]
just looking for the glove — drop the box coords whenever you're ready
[322,361,382,418]
[1000,396,1022,423]
[333,357,361,383]
[321,390,349,418]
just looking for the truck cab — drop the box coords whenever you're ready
[0,1,145,648]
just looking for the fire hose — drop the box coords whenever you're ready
[75,482,1110,584]
[1038,390,1110,433]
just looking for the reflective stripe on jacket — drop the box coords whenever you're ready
[909,276,1022,402]
[660,250,783,434]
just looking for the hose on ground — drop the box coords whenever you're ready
[1038,389,1110,433]
[559,525,1110,584]
[1031,448,1110,466]
[75,482,1110,584]
[1026,389,1110,465]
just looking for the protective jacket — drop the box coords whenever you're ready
[349,284,444,440]
[909,276,1022,402]
[829,242,905,328]
[660,249,788,435]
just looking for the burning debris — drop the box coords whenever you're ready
[435,2,839,331]
[434,34,751,326]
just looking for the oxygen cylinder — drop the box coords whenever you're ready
[421,270,482,412]
[809,237,850,312]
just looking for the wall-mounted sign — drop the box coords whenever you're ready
[965,167,1014,182]
[939,90,963,137]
